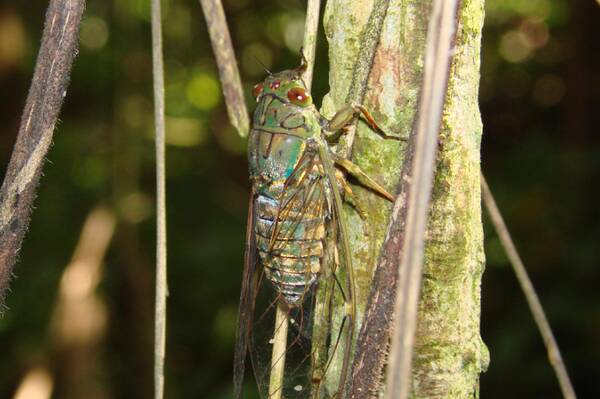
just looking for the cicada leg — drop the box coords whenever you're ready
[324,103,408,142]
[334,168,368,221]
[321,103,402,204]
[334,155,395,202]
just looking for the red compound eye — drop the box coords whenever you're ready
[252,83,263,99]
[269,80,281,90]
[287,87,310,106]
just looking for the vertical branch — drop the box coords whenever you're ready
[338,0,391,159]
[481,175,577,399]
[199,0,249,137]
[151,0,168,398]
[385,0,459,397]
[301,0,321,90]
[0,0,86,310]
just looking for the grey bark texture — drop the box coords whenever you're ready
[321,0,489,397]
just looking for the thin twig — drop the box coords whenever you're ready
[0,0,86,311]
[384,0,459,398]
[268,302,289,399]
[481,175,577,399]
[151,0,168,398]
[199,0,249,137]
[301,0,321,91]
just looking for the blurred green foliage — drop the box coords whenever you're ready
[0,0,598,398]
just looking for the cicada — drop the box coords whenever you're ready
[234,56,396,399]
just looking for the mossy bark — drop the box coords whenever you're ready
[321,0,489,396]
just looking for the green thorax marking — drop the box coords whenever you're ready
[248,69,322,197]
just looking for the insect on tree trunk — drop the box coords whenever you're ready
[321,0,489,396]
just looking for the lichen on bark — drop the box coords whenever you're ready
[321,0,489,396]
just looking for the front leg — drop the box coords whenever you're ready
[323,104,407,142]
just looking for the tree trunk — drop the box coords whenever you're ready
[322,0,489,396]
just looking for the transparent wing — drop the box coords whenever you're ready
[234,189,260,399]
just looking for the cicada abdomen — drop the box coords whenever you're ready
[255,186,325,305]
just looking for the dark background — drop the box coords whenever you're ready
[0,0,598,398]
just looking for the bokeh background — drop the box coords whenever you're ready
[0,0,598,398]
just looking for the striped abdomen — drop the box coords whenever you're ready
[254,184,325,306]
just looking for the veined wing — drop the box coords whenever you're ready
[234,188,260,399]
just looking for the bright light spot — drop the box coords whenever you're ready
[499,30,532,63]
[13,368,54,399]
[165,117,206,147]
[519,18,549,49]
[0,12,27,72]
[120,95,152,128]
[60,260,100,302]
[53,297,108,345]
[213,305,238,347]
[269,338,275,344]
[294,385,303,392]
[186,72,221,110]
[164,5,191,40]
[52,208,114,345]
[283,14,305,52]
[513,0,551,19]
[80,16,109,50]
[533,74,565,107]
[118,192,152,223]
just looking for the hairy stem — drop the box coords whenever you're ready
[0,0,86,311]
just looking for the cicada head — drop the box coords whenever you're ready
[252,61,313,108]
